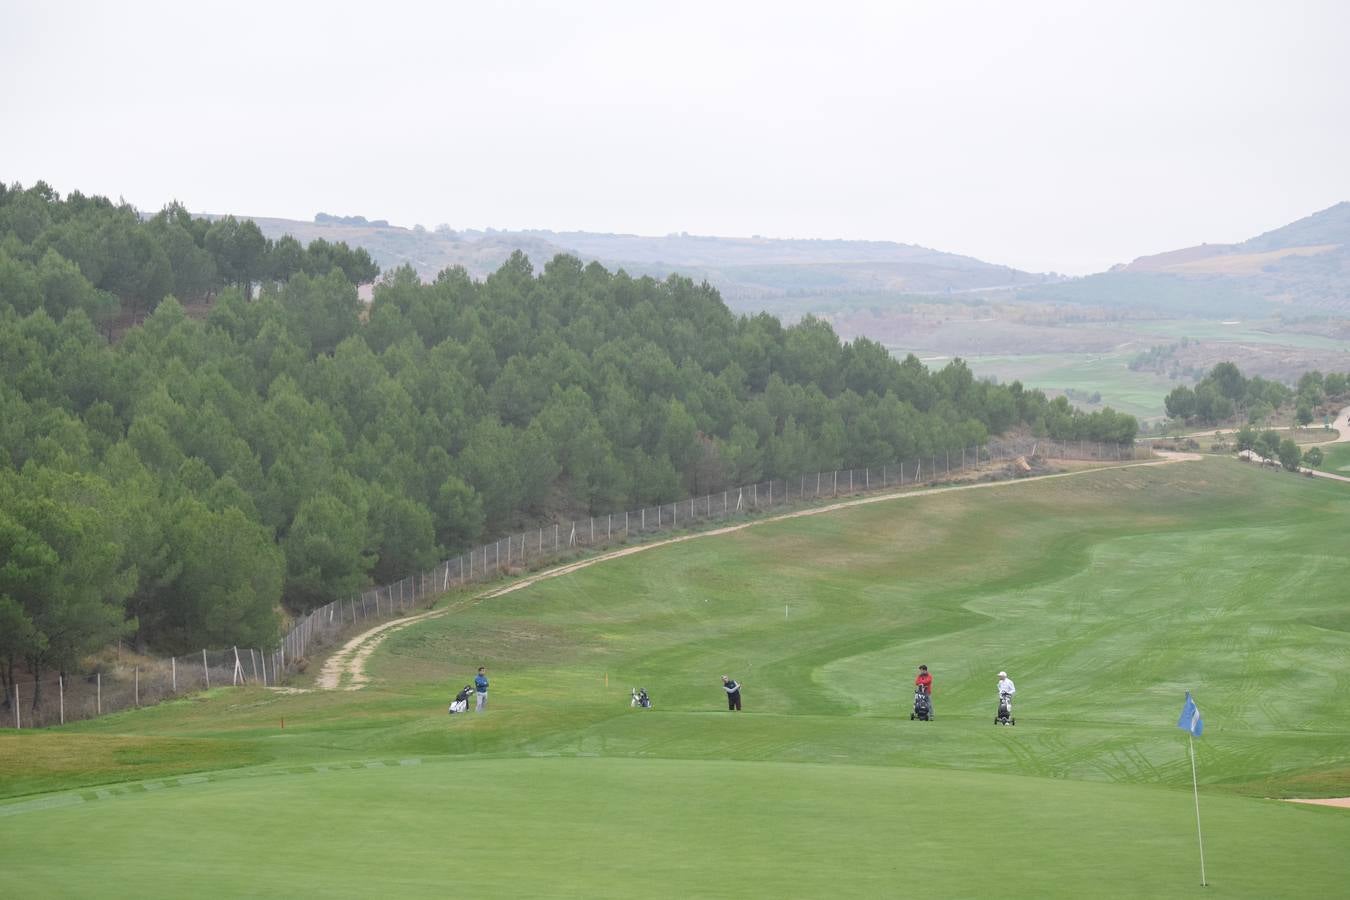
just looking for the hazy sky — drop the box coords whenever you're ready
[4,0,1349,274]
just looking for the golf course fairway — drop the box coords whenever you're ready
[4,457,1349,897]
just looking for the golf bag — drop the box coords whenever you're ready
[448,685,473,715]
[910,687,932,721]
[995,692,1015,726]
[631,687,652,709]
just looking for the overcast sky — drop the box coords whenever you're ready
[4,0,1349,274]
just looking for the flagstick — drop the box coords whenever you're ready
[1188,733,1207,887]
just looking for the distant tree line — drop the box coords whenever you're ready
[0,181,378,320]
[315,212,391,228]
[1165,361,1347,427]
[0,180,1137,707]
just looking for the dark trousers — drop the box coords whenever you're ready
[727,690,741,711]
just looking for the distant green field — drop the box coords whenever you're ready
[965,351,1175,419]
[958,320,1350,420]
[1133,319,1350,352]
[4,459,1349,897]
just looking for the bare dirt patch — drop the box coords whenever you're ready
[1282,797,1350,809]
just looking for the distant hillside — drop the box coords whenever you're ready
[1020,203,1350,316]
[228,215,1052,313]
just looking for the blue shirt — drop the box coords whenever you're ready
[475,674,489,693]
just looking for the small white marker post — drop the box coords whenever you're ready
[1189,733,1207,887]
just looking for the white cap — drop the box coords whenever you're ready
[998,671,1007,677]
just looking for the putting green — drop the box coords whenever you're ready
[5,757,1348,898]
[4,458,1349,896]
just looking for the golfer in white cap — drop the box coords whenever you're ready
[997,671,1015,697]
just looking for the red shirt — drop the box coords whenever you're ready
[915,672,932,693]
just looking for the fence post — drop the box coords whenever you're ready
[172,656,177,693]
[250,649,259,684]
[833,471,837,496]
[203,649,210,689]
[97,672,101,715]
[135,666,140,706]
[59,675,64,725]
[13,684,19,729]
[554,523,559,549]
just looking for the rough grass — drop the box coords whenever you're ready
[4,458,1349,897]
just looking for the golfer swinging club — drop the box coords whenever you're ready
[722,675,742,711]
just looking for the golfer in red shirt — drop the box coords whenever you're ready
[915,664,932,695]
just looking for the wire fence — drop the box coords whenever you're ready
[3,647,276,730]
[3,437,1143,729]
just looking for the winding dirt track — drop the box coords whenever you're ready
[316,452,1199,691]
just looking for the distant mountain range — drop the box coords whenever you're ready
[1018,202,1350,316]
[231,202,1349,318]
[232,215,1053,312]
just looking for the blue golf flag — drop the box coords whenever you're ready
[1177,692,1204,737]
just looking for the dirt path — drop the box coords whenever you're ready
[315,609,448,690]
[1304,405,1350,447]
[1301,406,1350,483]
[318,454,1200,691]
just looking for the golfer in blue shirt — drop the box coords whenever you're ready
[475,666,489,712]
